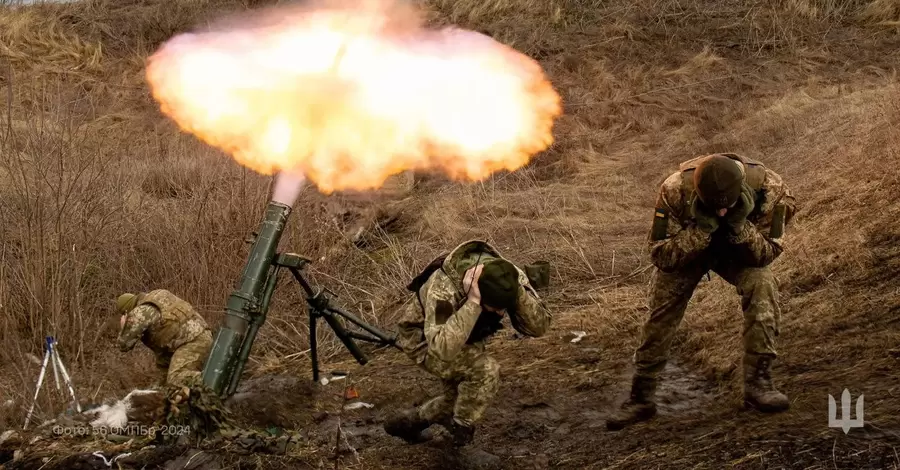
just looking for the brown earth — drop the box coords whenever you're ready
[2,0,900,468]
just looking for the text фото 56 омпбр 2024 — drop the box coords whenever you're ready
[51,424,190,438]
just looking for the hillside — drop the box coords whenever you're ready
[1,0,900,468]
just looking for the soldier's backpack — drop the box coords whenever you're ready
[406,253,451,316]
[391,254,450,357]
[406,254,449,294]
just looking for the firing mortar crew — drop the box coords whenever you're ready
[386,240,552,451]
[606,153,798,430]
[116,289,213,388]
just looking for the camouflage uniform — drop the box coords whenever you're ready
[393,240,551,428]
[118,289,213,388]
[609,153,797,429]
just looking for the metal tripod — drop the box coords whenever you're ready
[222,252,400,397]
[285,255,400,384]
[23,336,81,430]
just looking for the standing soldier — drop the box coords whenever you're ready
[116,289,213,388]
[607,153,797,430]
[385,240,551,458]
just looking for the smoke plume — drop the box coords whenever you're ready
[272,172,307,206]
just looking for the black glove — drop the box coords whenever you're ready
[691,195,719,234]
[723,184,755,234]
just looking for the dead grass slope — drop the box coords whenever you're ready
[0,0,899,467]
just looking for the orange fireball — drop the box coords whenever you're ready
[145,0,562,195]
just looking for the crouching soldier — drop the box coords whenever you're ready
[384,240,552,457]
[116,290,213,388]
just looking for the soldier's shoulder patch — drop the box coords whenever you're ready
[434,300,454,325]
[769,203,786,239]
[651,207,669,241]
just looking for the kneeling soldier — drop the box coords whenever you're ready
[386,240,552,451]
[116,289,213,388]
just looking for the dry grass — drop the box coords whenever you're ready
[1,0,900,466]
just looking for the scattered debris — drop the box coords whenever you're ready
[90,451,131,467]
[343,402,374,411]
[84,389,163,429]
[318,375,347,386]
[568,331,587,343]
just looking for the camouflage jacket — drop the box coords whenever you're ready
[648,153,797,271]
[117,289,210,355]
[394,240,551,364]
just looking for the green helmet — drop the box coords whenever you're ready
[693,155,744,209]
[478,259,519,310]
[116,293,137,313]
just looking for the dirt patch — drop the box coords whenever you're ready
[569,359,717,429]
[226,375,319,430]
[654,361,718,414]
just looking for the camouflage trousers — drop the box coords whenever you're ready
[416,342,500,427]
[634,257,781,380]
[155,330,214,388]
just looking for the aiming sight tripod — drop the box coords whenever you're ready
[24,336,80,430]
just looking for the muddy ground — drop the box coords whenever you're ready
[4,318,900,470]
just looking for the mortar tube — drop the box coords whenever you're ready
[225,262,281,397]
[202,200,292,395]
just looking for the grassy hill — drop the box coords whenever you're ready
[1,0,899,468]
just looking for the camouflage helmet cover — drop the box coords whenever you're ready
[693,155,744,209]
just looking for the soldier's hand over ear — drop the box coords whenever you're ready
[724,184,755,234]
[691,196,719,234]
[462,264,484,304]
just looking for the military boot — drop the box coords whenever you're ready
[447,419,501,470]
[743,353,790,412]
[606,375,658,431]
[383,408,432,444]
[448,419,475,447]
